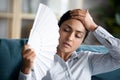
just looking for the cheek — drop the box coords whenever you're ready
[59,32,64,43]
[73,39,83,49]
[59,30,66,41]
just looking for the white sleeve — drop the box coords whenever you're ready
[18,70,36,80]
[18,71,32,80]
[90,26,120,75]
[93,26,120,58]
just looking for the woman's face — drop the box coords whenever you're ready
[58,19,86,54]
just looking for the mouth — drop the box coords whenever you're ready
[63,42,72,48]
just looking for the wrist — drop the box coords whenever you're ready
[21,67,31,74]
[90,24,98,32]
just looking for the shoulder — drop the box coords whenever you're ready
[76,51,94,59]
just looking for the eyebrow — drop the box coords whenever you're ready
[64,24,85,34]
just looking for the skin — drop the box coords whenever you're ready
[57,19,86,61]
[21,45,36,74]
[21,9,98,74]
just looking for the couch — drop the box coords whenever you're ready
[0,39,120,80]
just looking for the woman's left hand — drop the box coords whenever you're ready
[70,9,98,32]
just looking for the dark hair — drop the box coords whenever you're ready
[58,10,89,42]
[58,10,71,27]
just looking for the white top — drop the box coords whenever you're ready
[19,26,120,80]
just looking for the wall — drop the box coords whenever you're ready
[0,0,109,44]
[82,0,109,45]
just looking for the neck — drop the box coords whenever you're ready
[57,47,72,61]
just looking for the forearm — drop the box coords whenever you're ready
[90,26,120,75]
[93,26,120,58]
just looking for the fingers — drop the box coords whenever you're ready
[23,44,33,55]
[70,9,87,17]
[22,44,30,53]
[23,49,36,62]
[21,44,36,74]
[22,44,36,62]
[70,9,88,25]
[70,9,97,31]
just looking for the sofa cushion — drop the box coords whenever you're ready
[77,45,109,53]
[92,68,120,80]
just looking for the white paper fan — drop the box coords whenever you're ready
[28,3,59,80]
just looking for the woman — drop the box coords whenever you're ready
[19,9,120,80]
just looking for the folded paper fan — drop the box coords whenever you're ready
[28,3,59,80]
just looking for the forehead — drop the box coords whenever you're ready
[61,19,85,32]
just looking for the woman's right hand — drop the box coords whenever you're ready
[21,44,36,74]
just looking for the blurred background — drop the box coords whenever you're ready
[0,0,119,44]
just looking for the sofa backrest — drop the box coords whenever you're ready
[0,39,27,80]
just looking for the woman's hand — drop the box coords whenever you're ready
[21,44,36,74]
[70,9,98,32]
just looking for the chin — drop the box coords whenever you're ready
[58,45,73,53]
[61,48,73,54]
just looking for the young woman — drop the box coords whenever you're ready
[19,9,120,80]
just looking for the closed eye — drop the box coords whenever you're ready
[64,28,71,32]
[63,25,72,32]
[76,34,83,38]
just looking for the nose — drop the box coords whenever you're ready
[67,33,74,41]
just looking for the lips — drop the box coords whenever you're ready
[63,42,71,48]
